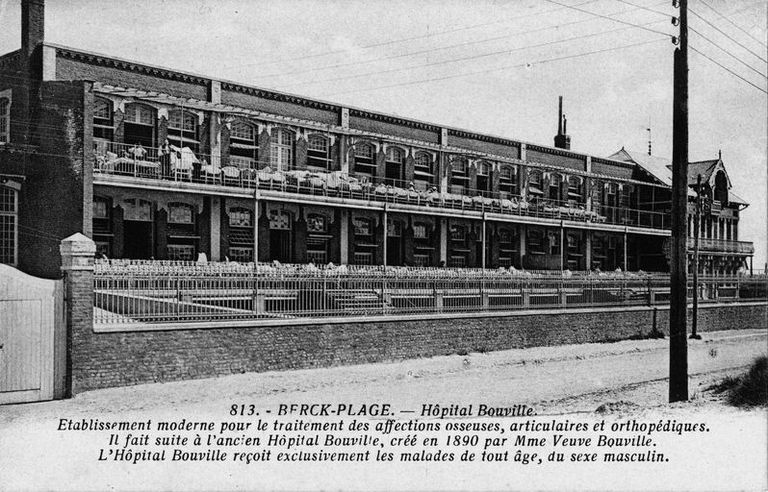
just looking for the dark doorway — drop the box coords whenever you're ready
[123,221,153,259]
[270,230,292,263]
[385,162,402,185]
[386,236,403,266]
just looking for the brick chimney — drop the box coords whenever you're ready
[19,0,45,145]
[21,0,45,60]
[554,96,571,150]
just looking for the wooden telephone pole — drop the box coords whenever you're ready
[670,0,689,402]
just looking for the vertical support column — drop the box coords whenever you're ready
[340,209,349,264]
[481,213,487,269]
[208,81,222,164]
[585,232,592,271]
[59,233,96,397]
[520,143,527,161]
[439,217,448,265]
[210,196,221,261]
[340,109,350,174]
[253,193,259,263]
[519,224,526,268]
[623,230,628,271]
[559,221,565,271]
[382,206,388,269]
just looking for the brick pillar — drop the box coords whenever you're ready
[439,217,448,265]
[210,196,221,261]
[59,233,96,397]
[340,210,349,264]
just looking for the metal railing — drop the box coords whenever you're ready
[687,237,755,254]
[92,260,768,327]
[93,141,669,230]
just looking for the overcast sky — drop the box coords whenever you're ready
[1,0,766,268]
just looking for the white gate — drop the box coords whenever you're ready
[0,264,64,404]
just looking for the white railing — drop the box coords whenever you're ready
[92,260,768,327]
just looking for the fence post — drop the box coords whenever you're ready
[60,233,96,397]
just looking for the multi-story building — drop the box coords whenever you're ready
[0,1,754,278]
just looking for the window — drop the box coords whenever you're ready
[307,214,327,233]
[168,110,199,153]
[567,176,583,203]
[387,219,403,237]
[413,222,430,240]
[168,203,195,224]
[385,146,405,184]
[124,104,156,147]
[499,166,517,197]
[450,158,469,194]
[413,152,433,190]
[92,197,112,256]
[549,173,562,201]
[123,199,153,221]
[476,161,491,194]
[0,95,10,144]
[228,247,253,262]
[269,128,294,171]
[168,245,195,261]
[605,182,618,207]
[527,228,545,255]
[450,224,466,241]
[229,121,258,170]
[0,186,18,265]
[93,97,113,141]
[229,208,253,228]
[353,143,376,177]
[269,210,292,230]
[498,227,517,267]
[353,217,373,237]
[548,231,561,255]
[307,134,331,170]
[620,184,635,208]
[528,170,543,199]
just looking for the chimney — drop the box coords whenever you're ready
[21,0,45,59]
[554,96,571,150]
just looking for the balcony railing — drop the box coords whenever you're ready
[92,260,768,328]
[93,141,669,230]
[687,237,754,254]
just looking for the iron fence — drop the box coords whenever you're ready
[92,260,768,327]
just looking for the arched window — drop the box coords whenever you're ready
[168,110,199,153]
[269,209,292,230]
[123,198,153,222]
[499,165,517,197]
[353,142,376,176]
[387,219,403,237]
[92,196,112,257]
[413,222,431,240]
[385,146,405,184]
[353,217,373,237]
[229,121,258,170]
[270,128,294,171]
[567,175,583,202]
[548,173,562,201]
[124,103,156,147]
[528,170,543,199]
[168,202,195,224]
[714,171,728,204]
[414,152,433,176]
[498,227,517,267]
[93,97,113,141]
[0,185,18,264]
[450,158,469,194]
[604,182,618,207]
[228,207,254,262]
[450,224,466,241]
[477,161,491,194]
[307,134,331,170]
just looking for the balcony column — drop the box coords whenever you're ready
[481,213,487,269]
[585,232,592,271]
[518,225,526,269]
[208,81,221,165]
[209,196,221,261]
[559,221,564,271]
[340,209,349,264]
[623,229,628,271]
[439,217,448,265]
[382,206,388,269]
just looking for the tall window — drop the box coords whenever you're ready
[476,161,491,195]
[0,186,18,265]
[604,182,618,207]
[167,202,197,260]
[567,176,583,204]
[385,146,405,184]
[353,142,376,178]
[548,173,562,201]
[0,94,10,144]
[306,213,330,263]
[228,207,254,262]
[450,158,469,194]
[270,128,294,171]
[498,227,517,267]
[413,152,433,190]
[499,165,517,198]
[124,104,156,147]
[527,228,545,255]
[352,217,375,265]
[168,110,199,153]
[93,97,114,141]
[528,170,543,200]
[229,121,258,170]
[307,134,331,170]
[92,196,112,257]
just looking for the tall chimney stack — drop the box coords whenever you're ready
[22,0,45,60]
[554,96,571,150]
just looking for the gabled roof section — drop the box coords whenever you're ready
[689,158,731,188]
[607,148,672,186]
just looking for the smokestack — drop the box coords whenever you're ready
[554,96,571,150]
[21,0,45,59]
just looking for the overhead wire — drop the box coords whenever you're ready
[689,26,768,78]
[688,7,768,63]
[543,0,672,36]
[698,0,767,48]
[690,46,768,94]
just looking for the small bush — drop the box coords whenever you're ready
[726,356,768,407]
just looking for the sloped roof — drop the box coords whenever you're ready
[607,148,672,186]
[688,159,719,186]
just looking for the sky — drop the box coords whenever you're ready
[1,0,766,268]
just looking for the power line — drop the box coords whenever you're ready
[612,0,670,17]
[221,0,601,71]
[689,26,768,78]
[698,0,767,48]
[323,37,668,97]
[690,45,768,94]
[688,7,768,63]
[543,0,672,36]
[286,19,668,89]
[249,0,669,81]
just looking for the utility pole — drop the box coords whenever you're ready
[670,0,689,402]
[690,174,702,340]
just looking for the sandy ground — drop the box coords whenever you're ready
[0,328,766,491]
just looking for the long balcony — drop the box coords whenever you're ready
[688,237,754,255]
[94,142,670,231]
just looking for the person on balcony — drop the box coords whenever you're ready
[159,139,172,178]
